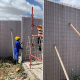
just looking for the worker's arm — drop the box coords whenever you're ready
[18,42,23,50]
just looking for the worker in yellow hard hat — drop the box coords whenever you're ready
[14,36,23,64]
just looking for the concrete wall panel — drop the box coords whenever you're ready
[43,1,80,80]
[21,17,42,61]
[0,21,21,58]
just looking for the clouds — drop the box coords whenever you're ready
[52,0,80,7]
[60,0,80,7]
[34,0,43,5]
[0,0,80,20]
[0,0,43,20]
[36,0,80,7]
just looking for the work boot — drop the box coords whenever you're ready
[14,59,16,65]
[16,60,18,65]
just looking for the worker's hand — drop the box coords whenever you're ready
[20,42,23,44]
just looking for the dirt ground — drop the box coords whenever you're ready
[0,57,28,80]
[0,57,37,80]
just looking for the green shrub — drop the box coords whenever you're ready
[0,79,4,80]
[72,76,80,80]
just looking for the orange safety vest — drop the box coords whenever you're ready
[37,26,43,35]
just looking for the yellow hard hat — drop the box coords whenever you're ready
[15,36,20,41]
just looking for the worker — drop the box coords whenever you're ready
[14,36,23,64]
[37,25,43,51]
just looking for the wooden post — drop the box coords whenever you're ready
[70,23,80,36]
[11,29,14,59]
[55,46,70,80]
[21,20,23,62]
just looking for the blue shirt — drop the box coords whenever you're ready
[14,41,22,52]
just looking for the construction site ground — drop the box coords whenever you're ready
[23,61,42,80]
[0,57,33,80]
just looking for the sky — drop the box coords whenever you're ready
[0,0,80,20]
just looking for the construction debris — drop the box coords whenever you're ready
[16,68,20,72]
[31,78,36,80]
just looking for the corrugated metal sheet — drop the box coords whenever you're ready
[43,0,80,80]
[21,17,42,61]
[0,21,21,58]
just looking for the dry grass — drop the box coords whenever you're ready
[0,57,28,80]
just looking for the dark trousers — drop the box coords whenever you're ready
[38,37,42,51]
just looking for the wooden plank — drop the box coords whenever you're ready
[11,29,14,59]
[55,46,70,80]
[32,35,43,37]
[70,23,80,36]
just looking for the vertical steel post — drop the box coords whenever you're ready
[30,7,33,68]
